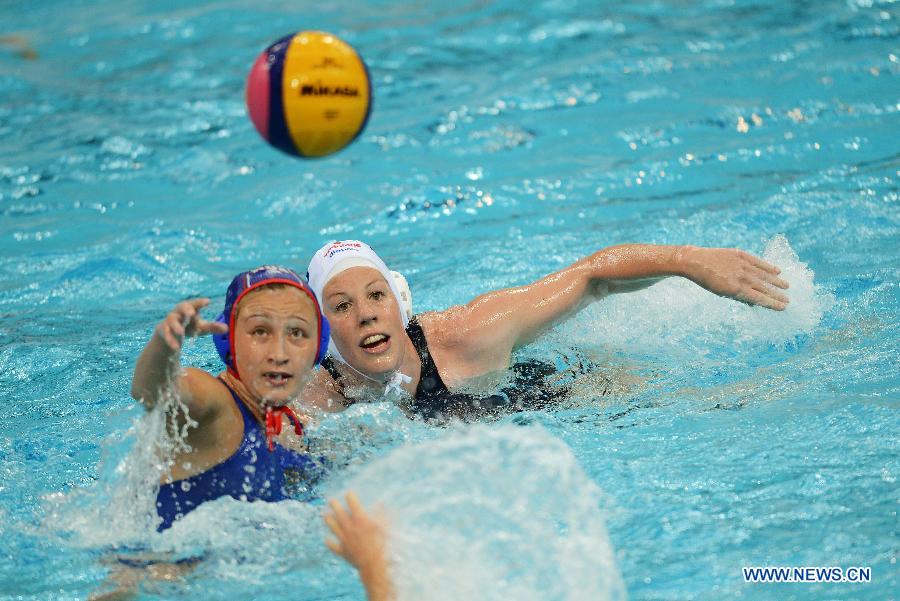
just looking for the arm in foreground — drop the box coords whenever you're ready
[324,492,395,601]
[439,244,790,359]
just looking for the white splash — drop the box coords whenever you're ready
[336,424,626,601]
[561,234,832,355]
[41,380,195,547]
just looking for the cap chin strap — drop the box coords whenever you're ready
[265,405,303,452]
[384,370,414,395]
[333,356,413,396]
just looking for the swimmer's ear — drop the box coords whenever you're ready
[390,271,413,322]
[212,313,231,366]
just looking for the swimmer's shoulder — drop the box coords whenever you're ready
[416,309,466,345]
[416,308,506,374]
[302,368,351,413]
[417,307,495,355]
[179,367,235,423]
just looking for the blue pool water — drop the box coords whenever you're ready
[1,0,898,599]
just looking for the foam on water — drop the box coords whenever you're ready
[2,0,897,598]
[560,235,833,360]
[41,383,198,547]
[336,424,626,601]
[40,405,625,600]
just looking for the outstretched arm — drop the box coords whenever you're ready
[437,244,789,363]
[131,298,228,414]
[324,492,395,601]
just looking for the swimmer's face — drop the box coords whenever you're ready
[232,285,318,406]
[323,267,405,378]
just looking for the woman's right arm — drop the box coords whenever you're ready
[131,298,228,412]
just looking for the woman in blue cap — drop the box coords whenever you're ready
[131,265,329,530]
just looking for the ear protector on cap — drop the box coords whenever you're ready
[212,312,230,366]
[390,270,413,323]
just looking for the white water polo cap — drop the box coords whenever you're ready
[307,240,413,361]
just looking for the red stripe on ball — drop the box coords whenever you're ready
[245,51,271,140]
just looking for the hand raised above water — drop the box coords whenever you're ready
[324,491,388,571]
[324,492,394,601]
[155,298,228,352]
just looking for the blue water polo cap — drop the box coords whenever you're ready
[212,265,330,377]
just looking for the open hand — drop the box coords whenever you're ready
[324,491,388,573]
[155,298,228,352]
[681,246,790,310]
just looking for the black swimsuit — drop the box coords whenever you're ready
[322,316,563,421]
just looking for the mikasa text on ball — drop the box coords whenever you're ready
[246,31,372,158]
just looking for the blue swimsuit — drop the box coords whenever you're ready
[155,386,323,531]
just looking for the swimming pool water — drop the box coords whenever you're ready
[1,0,897,599]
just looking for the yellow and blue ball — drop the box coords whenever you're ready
[245,31,371,158]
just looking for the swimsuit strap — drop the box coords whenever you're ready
[405,316,450,399]
[320,356,343,382]
[319,356,353,405]
[226,385,258,429]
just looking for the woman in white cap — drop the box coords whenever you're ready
[304,240,789,420]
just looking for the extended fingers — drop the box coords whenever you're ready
[156,298,214,350]
[176,298,217,337]
[172,302,197,331]
[370,502,388,527]
[156,298,209,352]
[188,298,211,310]
[157,310,188,351]
[753,279,789,303]
[196,319,228,336]
[751,282,789,309]
[746,265,790,306]
[345,491,365,517]
[324,510,343,538]
[328,497,350,531]
[741,251,781,275]
[156,321,181,351]
[169,311,188,335]
[324,536,345,559]
[750,265,789,290]
[177,298,211,319]
[740,287,788,311]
